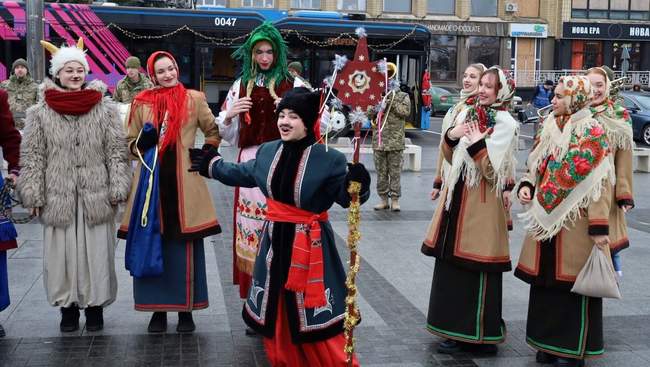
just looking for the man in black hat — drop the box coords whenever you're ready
[189,87,369,365]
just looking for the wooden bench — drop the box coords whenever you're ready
[328,137,422,171]
[633,148,650,172]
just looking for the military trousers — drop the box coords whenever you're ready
[373,149,403,198]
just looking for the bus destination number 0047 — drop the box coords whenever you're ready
[215,17,237,27]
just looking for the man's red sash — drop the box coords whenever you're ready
[266,198,329,308]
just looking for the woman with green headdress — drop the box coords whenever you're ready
[515,75,614,367]
[216,22,305,307]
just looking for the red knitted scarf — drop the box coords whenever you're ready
[44,88,102,116]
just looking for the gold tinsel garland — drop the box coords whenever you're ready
[344,181,361,365]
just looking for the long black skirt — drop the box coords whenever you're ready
[426,259,505,344]
[526,285,603,359]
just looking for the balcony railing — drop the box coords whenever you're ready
[512,70,650,88]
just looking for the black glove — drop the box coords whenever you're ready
[188,146,220,178]
[136,124,159,151]
[346,163,370,193]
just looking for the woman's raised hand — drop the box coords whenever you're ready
[447,123,466,140]
[465,121,489,144]
[225,97,253,122]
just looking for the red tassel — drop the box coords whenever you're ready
[285,229,310,291]
[244,111,252,125]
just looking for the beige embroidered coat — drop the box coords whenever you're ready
[118,89,221,238]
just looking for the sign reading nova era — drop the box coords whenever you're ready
[563,22,650,41]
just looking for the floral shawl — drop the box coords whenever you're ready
[520,75,613,240]
[591,100,634,151]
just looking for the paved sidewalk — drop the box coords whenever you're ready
[1,120,650,366]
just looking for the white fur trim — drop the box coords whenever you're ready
[50,46,89,77]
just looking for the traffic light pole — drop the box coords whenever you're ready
[25,0,44,83]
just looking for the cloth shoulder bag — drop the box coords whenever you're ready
[125,122,164,278]
[571,246,621,299]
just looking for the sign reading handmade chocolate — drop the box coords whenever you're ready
[564,22,650,41]
[413,20,507,37]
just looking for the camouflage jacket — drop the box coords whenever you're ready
[0,75,38,128]
[113,73,154,103]
[372,90,410,151]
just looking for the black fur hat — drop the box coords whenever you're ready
[276,87,321,131]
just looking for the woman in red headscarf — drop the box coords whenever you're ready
[118,51,222,333]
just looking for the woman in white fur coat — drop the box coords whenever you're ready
[17,39,131,333]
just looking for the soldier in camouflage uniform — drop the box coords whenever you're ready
[0,59,38,130]
[288,61,312,90]
[372,88,410,211]
[112,56,153,103]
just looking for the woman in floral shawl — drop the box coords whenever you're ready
[515,75,613,367]
[587,67,634,275]
[422,66,518,354]
[431,63,486,200]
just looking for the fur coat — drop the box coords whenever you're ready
[17,78,131,227]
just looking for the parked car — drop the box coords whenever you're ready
[621,91,650,145]
[429,86,459,116]
[511,96,523,112]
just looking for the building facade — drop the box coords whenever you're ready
[557,0,650,73]
[195,0,560,87]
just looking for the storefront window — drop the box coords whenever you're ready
[471,0,497,16]
[384,0,411,13]
[427,0,454,14]
[291,0,320,8]
[467,36,500,67]
[535,38,542,71]
[571,41,604,69]
[612,42,641,71]
[337,0,366,11]
[584,42,603,68]
[430,35,457,81]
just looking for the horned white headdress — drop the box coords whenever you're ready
[40,38,90,77]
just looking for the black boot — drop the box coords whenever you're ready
[437,339,462,354]
[177,312,195,333]
[536,351,558,364]
[84,306,104,332]
[0,323,5,337]
[147,312,167,333]
[554,357,585,367]
[60,306,80,332]
[464,343,498,355]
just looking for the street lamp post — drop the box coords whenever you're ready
[25,0,45,83]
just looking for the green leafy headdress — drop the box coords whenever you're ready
[232,21,290,98]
